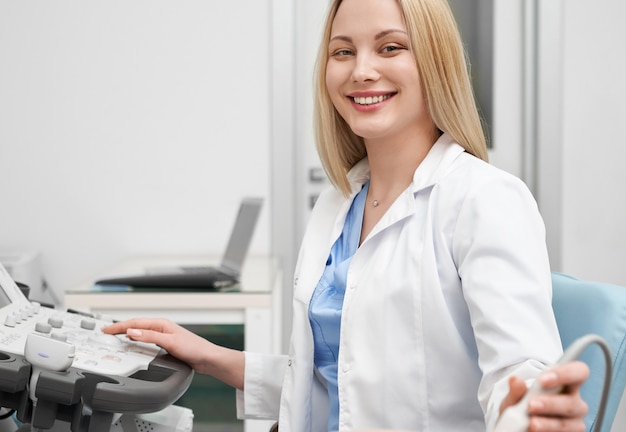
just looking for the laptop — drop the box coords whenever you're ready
[95,197,264,291]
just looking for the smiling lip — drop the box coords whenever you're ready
[348,92,396,111]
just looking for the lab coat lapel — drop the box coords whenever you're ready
[411,133,466,193]
[363,134,466,241]
[293,179,361,303]
[295,136,465,300]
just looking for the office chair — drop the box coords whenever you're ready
[551,272,626,432]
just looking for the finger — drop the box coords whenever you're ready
[528,393,588,419]
[102,318,172,335]
[500,376,528,414]
[101,321,130,334]
[124,327,172,346]
[528,415,586,432]
[537,361,590,391]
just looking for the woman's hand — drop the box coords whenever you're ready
[102,318,245,390]
[499,361,590,431]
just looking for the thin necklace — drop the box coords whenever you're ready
[367,180,379,207]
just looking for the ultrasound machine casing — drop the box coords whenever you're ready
[0,264,194,432]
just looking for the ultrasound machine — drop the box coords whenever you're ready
[0,264,194,432]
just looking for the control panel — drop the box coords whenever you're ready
[0,299,160,377]
[0,264,194,432]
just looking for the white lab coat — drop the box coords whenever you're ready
[237,134,562,431]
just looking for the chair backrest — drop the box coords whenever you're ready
[551,272,626,432]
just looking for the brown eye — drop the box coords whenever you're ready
[381,45,404,54]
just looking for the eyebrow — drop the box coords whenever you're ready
[329,29,408,44]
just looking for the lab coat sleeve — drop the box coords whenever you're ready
[451,170,562,430]
[236,351,290,420]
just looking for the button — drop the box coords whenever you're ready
[288,359,292,366]
[35,322,52,334]
[101,354,122,362]
[80,319,96,330]
[341,363,350,373]
[48,317,63,328]
[4,315,16,327]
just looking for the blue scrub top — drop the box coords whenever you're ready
[308,181,368,432]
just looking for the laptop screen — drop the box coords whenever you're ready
[221,197,264,275]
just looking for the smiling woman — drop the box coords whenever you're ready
[315,0,488,200]
[103,1,591,431]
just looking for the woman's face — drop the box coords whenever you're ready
[325,0,432,143]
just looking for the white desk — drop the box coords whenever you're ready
[64,255,281,432]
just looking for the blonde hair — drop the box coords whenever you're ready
[314,0,488,196]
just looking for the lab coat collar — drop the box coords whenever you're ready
[346,133,466,196]
[341,133,466,241]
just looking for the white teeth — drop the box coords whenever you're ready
[353,94,390,105]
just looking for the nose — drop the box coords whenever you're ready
[351,53,380,83]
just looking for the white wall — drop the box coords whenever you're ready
[538,0,626,286]
[0,1,271,298]
[560,0,626,285]
[490,0,524,177]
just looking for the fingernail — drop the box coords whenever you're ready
[128,328,143,337]
[529,399,544,411]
